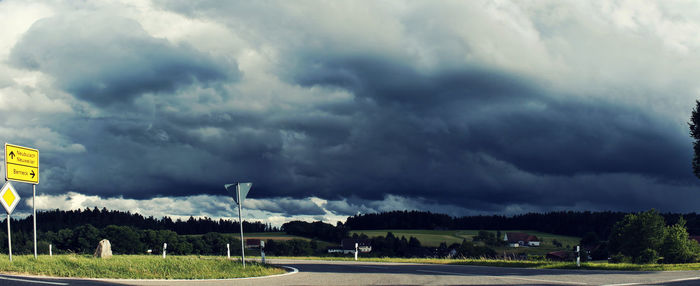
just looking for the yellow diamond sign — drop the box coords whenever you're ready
[0,182,20,214]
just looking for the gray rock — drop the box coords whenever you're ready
[94,239,112,258]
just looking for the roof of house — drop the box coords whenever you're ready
[506,232,539,243]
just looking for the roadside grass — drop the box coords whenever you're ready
[270,256,700,271]
[0,254,286,279]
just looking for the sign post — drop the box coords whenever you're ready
[225,182,252,268]
[0,182,20,262]
[5,143,39,259]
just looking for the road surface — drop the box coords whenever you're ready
[2,259,700,285]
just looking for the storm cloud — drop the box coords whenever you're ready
[10,12,234,107]
[2,0,700,221]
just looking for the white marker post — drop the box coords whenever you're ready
[354,243,359,261]
[576,245,580,267]
[163,243,167,258]
[49,244,52,256]
[227,243,230,259]
[261,240,266,264]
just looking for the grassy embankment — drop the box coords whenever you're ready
[350,229,581,256]
[0,255,286,279]
[270,256,700,271]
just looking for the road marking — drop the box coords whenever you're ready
[0,266,299,284]
[0,276,68,285]
[602,276,700,286]
[415,269,588,285]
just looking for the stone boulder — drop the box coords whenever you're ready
[94,239,113,258]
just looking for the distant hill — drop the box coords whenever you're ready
[12,208,278,235]
[344,210,700,238]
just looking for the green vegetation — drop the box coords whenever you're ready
[0,255,285,279]
[350,229,580,257]
[270,256,700,271]
[608,209,700,264]
[351,230,464,247]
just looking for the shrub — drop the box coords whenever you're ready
[636,248,659,264]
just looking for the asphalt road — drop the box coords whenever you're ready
[2,259,700,285]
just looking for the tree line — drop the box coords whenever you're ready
[344,210,700,238]
[12,208,278,235]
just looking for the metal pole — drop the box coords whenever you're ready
[33,184,37,259]
[238,183,245,267]
[7,213,11,262]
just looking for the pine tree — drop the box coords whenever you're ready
[689,100,700,178]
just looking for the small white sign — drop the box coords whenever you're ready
[0,182,20,214]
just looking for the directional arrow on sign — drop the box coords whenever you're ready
[30,170,35,178]
[8,152,14,159]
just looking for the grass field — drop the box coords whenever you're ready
[270,256,700,271]
[186,232,337,251]
[349,229,581,257]
[0,255,285,279]
[351,229,579,247]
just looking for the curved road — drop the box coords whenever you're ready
[2,259,700,285]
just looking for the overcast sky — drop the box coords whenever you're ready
[2,0,700,225]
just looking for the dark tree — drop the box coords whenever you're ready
[690,100,700,178]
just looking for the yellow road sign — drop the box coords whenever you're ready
[5,143,39,184]
[0,181,20,214]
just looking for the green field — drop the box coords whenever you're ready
[350,230,467,247]
[0,255,285,279]
[350,229,581,256]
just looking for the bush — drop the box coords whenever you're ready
[636,248,659,264]
[660,218,700,264]
[608,253,628,264]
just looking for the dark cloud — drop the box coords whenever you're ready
[4,1,700,219]
[9,12,235,107]
[246,198,326,216]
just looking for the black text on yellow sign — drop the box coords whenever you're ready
[5,143,39,184]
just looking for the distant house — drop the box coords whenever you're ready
[328,239,372,254]
[546,251,573,261]
[504,232,540,247]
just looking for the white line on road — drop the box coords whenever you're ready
[415,269,588,285]
[0,276,69,285]
[602,276,700,286]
